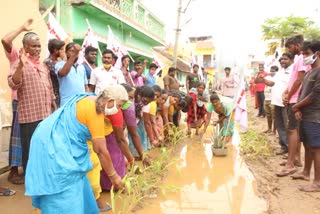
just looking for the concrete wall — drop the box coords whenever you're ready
[0,0,48,127]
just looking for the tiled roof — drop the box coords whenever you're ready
[154,49,191,73]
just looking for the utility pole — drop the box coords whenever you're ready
[172,0,182,68]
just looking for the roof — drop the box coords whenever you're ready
[195,39,215,49]
[154,49,191,73]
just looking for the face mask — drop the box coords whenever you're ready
[121,101,132,110]
[103,63,112,70]
[303,54,317,65]
[105,100,118,115]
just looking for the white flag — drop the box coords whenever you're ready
[47,12,68,41]
[235,79,248,131]
[107,26,128,69]
[77,27,99,64]
[152,52,164,75]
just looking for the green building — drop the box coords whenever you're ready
[40,0,166,63]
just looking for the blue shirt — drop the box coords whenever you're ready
[145,72,157,86]
[55,61,88,106]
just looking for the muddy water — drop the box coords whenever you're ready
[0,132,266,214]
[136,131,267,214]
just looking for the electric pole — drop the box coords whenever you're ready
[172,0,182,68]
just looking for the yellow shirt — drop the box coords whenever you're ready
[76,98,104,139]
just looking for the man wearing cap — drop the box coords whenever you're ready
[55,42,88,106]
[144,63,158,87]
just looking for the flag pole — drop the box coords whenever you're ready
[41,4,55,19]
[85,18,102,58]
[107,25,135,62]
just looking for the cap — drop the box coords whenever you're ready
[100,85,128,101]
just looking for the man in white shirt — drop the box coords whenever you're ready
[263,53,294,155]
[262,65,278,134]
[89,49,125,94]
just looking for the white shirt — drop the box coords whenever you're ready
[270,64,293,107]
[264,75,274,101]
[89,66,125,95]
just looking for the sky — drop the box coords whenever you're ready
[143,0,320,68]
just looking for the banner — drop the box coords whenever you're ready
[107,26,128,69]
[77,26,99,64]
[235,78,248,131]
[152,52,164,75]
[47,12,68,41]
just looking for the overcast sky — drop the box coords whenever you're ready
[143,0,320,66]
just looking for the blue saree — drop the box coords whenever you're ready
[25,93,99,214]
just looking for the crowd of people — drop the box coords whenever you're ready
[250,34,320,192]
[0,19,237,213]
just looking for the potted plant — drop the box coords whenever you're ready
[211,123,228,156]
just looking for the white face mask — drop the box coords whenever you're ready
[105,100,119,115]
[303,54,317,65]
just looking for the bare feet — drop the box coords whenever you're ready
[279,160,302,167]
[262,129,271,133]
[298,183,320,192]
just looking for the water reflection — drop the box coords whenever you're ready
[138,131,267,214]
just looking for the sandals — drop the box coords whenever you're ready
[276,167,297,177]
[291,174,310,181]
[298,184,320,192]
[0,187,16,196]
[100,205,112,212]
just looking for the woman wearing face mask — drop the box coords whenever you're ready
[121,84,151,166]
[203,93,235,142]
[100,86,135,191]
[25,86,125,214]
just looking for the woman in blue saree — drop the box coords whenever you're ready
[25,85,127,214]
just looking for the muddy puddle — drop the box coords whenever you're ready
[0,132,266,214]
[135,132,267,214]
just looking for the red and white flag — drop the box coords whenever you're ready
[77,27,99,64]
[152,52,164,75]
[235,79,248,131]
[47,12,68,41]
[107,26,128,69]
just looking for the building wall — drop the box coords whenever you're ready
[0,0,49,127]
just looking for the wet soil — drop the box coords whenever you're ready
[244,96,320,214]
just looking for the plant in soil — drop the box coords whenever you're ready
[110,125,185,213]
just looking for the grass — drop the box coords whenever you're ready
[239,128,272,160]
[110,123,186,214]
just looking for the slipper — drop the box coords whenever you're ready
[100,205,112,212]
[298,184,320,192]
[291,174,310,181]
[276,168,297,177]
[0,187,16,196]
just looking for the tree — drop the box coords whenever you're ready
[261,15,320,54]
